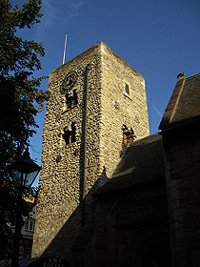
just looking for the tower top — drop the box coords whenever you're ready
[53,41,143,79]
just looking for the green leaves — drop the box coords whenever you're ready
[0,0,46,259]
[0,0,44,76]
[0,0,46,150]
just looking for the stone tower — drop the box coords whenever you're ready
[32,42,149,261]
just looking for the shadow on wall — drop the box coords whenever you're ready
[33,168,172,267]
[36,167,109,265]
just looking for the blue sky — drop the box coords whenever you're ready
[11,0,200,184]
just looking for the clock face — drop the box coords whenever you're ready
[60,71,78,94]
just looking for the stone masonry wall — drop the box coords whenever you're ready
[163,130,200,267]
[32,42,150,262]
[82,181,169,267]
[32,44,103,260]
[99,42,149,177]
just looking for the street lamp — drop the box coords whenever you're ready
[10,148,41,267]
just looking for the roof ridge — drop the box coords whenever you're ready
[128,133,160,147]
[159,74,186,130]
[186,72,200,80]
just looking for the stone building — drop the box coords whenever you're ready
[32,42,149,262]
[32,42,200,267]
[19,201,36,259]
[159,73,200,267]
[73,133,170,267]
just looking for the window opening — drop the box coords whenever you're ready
[24,219,34,231]
[125,84,130,95]
[24,220,29,230]
[29,220,34,231]
[65,90,78,110]
[122,124,136,145]
[63,122,76,145]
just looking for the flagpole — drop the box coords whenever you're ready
[62,33,68,64]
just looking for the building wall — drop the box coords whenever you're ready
[163,124,200,267]
[79,184,170,267]
[100,44,149,176]
[20,206,36,259]
[32,43,102,259]
[32,42,149,262]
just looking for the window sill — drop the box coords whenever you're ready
[123,92,132,100]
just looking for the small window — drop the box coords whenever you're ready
[24,220,29,230]
[125,84,130,95]
[29,220,34,231]
[24,219,34,231]
[65,90,78,110]
[122,124,136,145]
[63,122,76,145]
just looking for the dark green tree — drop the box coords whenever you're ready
[0,0,47,259]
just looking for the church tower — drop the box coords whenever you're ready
[32,42,149,261]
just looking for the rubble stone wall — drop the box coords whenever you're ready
[100,43,149,177]
[32,42,150,262]
[32,44,102,259]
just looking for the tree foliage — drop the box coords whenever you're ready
[0,0,47,259]
[0,0,47,160]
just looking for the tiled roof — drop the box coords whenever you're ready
[159,73,200,130]
[96,134,164,196]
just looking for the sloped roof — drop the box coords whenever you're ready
[159,73,200,130]
[96,134,164,196]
